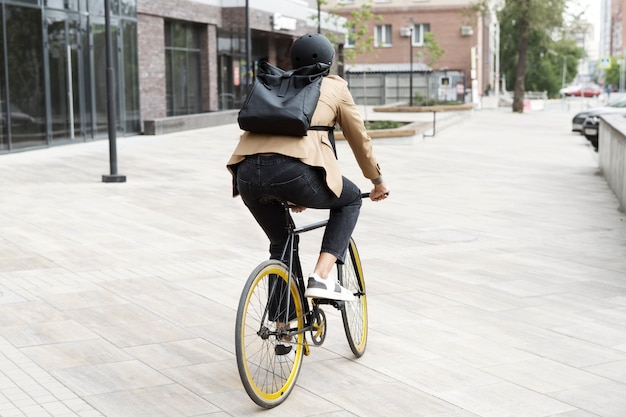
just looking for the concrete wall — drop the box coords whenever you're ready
[599,114,626,211]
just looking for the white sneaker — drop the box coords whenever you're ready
[304,273,355,301]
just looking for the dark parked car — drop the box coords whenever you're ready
[572,97,626,132]
[582,115,600,150]
[582,108,626,151]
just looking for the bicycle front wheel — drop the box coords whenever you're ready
[235,260,305,408]
[338,238,368,357]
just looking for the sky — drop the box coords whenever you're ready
[569,0,601,59]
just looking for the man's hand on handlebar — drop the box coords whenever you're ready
[370,183,390,202]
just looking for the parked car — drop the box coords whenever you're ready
[582,115,601,150]
[560,84,602,97]
[581,108,626,151]
[572,97,626,132]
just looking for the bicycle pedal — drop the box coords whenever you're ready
[314,298,344,310]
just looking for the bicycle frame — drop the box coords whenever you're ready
[263,193,372,344]
[268,204,329,342]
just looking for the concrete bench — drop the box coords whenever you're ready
[373,103,473,137]
[144,110,239,135]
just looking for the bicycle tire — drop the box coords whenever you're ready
[338,238,368,357]
[235,260,305,408]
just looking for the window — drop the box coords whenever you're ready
[345,26,355,48]
[165,20,202,116]
[412,23,430,46]
[374,24,392,47]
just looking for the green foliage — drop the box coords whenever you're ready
[523,38,582,96]
[497,0,581,101]
[413,93,462,106]
[604,56,622,88]
[314,0,382,65]
[418,32,445,67]
[336,119,406,131]
[363,120,405,130]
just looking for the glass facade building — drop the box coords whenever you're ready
[0,0,139,153]
[0,0,339,154]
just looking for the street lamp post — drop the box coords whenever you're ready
[409,18,414,106]
[102,0,125,183]
[317,0,321,34]
[245,0,251,91]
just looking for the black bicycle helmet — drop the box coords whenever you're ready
[290,33,335,69]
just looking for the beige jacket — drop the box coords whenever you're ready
[227,74,382,198]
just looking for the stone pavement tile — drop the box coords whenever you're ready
[298,357,396,394]
[98,275,179,295]
[368,356,501,395]
[319,382,463,417]
[584,359,626,384]
[33,287,129,311]
[518,333,626,368]
[419,334,536,369]
[0,284,27,304]
[63,302,161,328]
[89,319,193,348]
[207,386,342,417]
[84,384,220,417]
[115,289,230,328]
[50,360,172,397]
[552,320,626,348]
[21,339,131,370]
[477,304,589,331]
[482,357,610,393]
[0,320,98,348]
[189,319,237,352]
[175,275,245,313]
[551,381,626,417]
[550,411,605,417]
[123,338,231,370]
[0,337,104,417]
[436,381,575,417]
[162,360,242,398]
[0,301,65,327]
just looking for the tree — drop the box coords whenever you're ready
[497,0,569,112]
[511,0,531,112]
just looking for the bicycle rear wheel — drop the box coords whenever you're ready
[338,238,368,357]
[235,260,305,408]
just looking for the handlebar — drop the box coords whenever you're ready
[285,191,387,209]
[361,191,389,199]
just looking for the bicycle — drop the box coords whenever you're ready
[234,193,370,408]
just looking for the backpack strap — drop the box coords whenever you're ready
[309,126,337,159]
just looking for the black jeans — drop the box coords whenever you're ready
[236,154,362,263]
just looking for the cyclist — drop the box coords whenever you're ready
[227,33,389,302]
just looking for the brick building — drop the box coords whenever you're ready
[323,0,496,104]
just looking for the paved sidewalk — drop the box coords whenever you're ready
[1,101,625,417]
